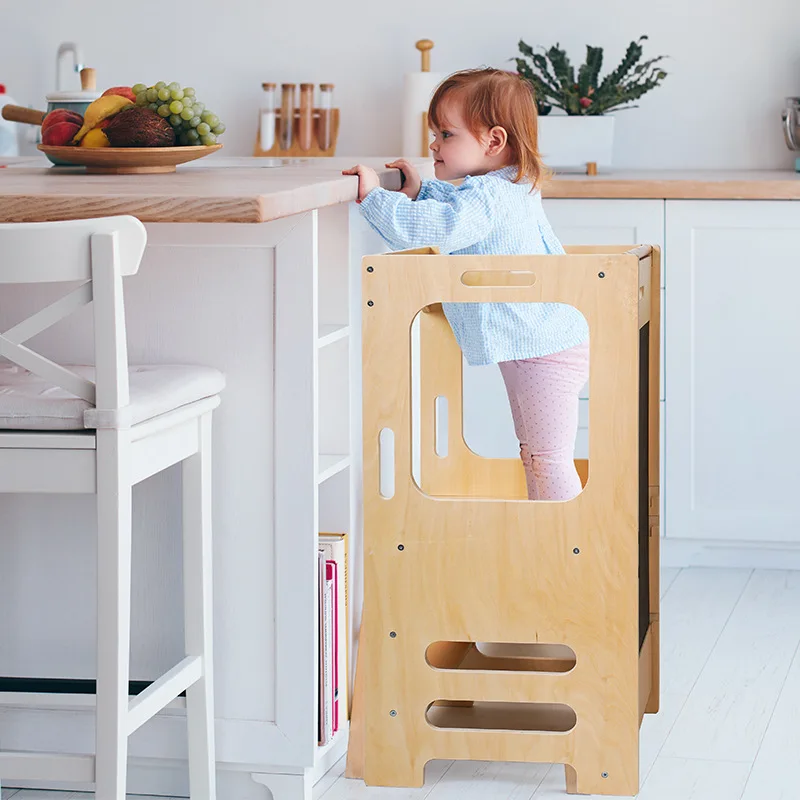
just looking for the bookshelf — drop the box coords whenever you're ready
[251,204,387,800]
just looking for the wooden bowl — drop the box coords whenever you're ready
[37,144,223,174]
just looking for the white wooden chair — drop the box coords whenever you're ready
[0,216,223,799]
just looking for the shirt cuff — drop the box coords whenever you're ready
[416,179,437,201]
[358,186,405,220]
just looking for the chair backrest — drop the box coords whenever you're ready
[0,215,147,412]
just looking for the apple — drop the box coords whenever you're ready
[102,86,136,103]
[42,120,82,146]
[41,108,83,135]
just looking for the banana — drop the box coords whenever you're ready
[72,95,134,143]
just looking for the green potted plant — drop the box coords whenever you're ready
[513,36,668,170]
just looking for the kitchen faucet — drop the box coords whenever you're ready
[55,41,84,92]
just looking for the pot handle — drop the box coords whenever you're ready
[782,107,800,151]
[1,105,47,126]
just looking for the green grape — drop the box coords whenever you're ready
[157,87,171,102]
[196,122,210,136]
[190,116,201,128]
[169,100,184,114]
[132,83,147,95]
[180,96,193,109]
[169,114,182,126]
[155,81,166,90]
[183,87,196,98]
[170,88,184,101]
[186,128,200,144]
[135,92,149,106]
[205,114,220,128]
[200,133,217,146]
[157,104,171,117]
[192,102,205,115]
[168,81,180,92]
[148,102,160,111]
[180,107,194,121]
[212,123,226,135]
[146,87,158,102]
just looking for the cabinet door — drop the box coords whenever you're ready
[543,199,666,284]
[665,200,800,542]
[463,199,666,465]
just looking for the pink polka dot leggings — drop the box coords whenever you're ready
[498,340,590,501]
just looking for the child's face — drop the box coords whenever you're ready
[429,98,504,180]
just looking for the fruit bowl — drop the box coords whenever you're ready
[37,144,222,174]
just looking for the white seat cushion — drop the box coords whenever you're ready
[0,364,225,431]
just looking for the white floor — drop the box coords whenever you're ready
[5,567,800,800]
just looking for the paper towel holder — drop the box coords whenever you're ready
[416,39,435,156]
[417,39,434,72]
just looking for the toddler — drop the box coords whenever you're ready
[344,69,589,501]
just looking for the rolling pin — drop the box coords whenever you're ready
[2,105,47,126]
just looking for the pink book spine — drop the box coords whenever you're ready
[327,560,339,733]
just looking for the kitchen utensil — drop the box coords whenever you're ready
[280,84,295,151]
[36,143,222,174]
[319,84,334,151]
[298,83,314,151]
[253,82,339,157]
[2,72,101,165]
[401,39,440,158]
[260,83,277,152]
[781,97,800,172]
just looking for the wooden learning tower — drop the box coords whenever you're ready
[347,244,661,797]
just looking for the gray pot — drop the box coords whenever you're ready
[782,97,800,152]
[43,89,101,165]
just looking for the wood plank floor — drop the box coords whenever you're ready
[6,568,800,800]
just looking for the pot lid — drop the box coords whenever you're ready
[46,90,101,102]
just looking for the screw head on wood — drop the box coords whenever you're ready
[367,266,374,272]
[598,272,605,278]
[573,547,580,554]
[389,709,397,717]
[397,544,404,551]
[601,772,609,778]
[389,631,397,638]
[367,300,374,307]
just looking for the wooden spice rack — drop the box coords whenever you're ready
[253,107,340,158]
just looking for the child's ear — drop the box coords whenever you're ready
[486,126,508,156]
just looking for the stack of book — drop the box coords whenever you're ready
[318,532,348,746]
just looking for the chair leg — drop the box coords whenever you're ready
[182,412,217,800]
[95,430,133,800]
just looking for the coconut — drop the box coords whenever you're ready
[104,107,176,148]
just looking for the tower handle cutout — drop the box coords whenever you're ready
[379,427,395,499]
[461,271,537,288]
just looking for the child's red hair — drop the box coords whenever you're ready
[428,68,547,188]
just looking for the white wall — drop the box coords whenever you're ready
[1,0,798,169]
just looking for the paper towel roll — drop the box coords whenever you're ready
[401,71,441,158]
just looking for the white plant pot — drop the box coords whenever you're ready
[537,115,615,171]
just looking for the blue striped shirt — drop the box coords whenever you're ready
[358,166,589,366]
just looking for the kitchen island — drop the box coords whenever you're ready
[0,156,429,800]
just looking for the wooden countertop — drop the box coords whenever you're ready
[0,157,433,224]
[541,170,800,200]
[1,159,799,224]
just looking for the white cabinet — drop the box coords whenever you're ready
[462,200,665,466]
[543,199,665,271]
[665,201,800,542]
